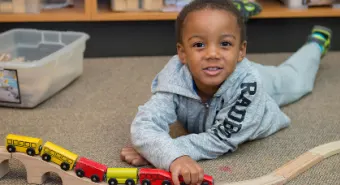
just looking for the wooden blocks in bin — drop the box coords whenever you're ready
[111,0,140,11]
[111,0,164,11]
[143,0,163,11]
[14,0,41,13]
[0,1,13,13]
[0,0,41,13]
[12,0,26,13]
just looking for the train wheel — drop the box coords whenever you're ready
[201,182,209,185]
[91,174,100,182]
[61,162,70,171]
[42,154,51,162]
[6,145,15,153]
[75,169,85,177]
[142,179,151,185]
[108,178,118,185]
[125,178,135,185]
[26,148,35,156]
[162,180,171,185]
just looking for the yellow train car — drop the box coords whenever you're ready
[106,168,138,185]
[40,141,78,171]
[5,134,43,156]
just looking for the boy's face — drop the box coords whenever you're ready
[177,8,247,93]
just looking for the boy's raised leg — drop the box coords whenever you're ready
[232,0,262,22]
[253,25,332,106]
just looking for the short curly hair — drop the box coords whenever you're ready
[175,0,246,44]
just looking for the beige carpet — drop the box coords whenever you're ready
[0,52,340,185]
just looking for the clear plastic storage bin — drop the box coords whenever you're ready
[0,29,89,108]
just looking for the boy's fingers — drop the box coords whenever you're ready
[121,148,136,153]
[124,154,141,163]
[171,168,181,185]
[131,158,148,166]
[189,168,199,185]
[120,151,130,161]
[181,168,191,185]
[121,148,140,159]
[120,155,125,161]
[121,146,133,151]
[123,150,139,155]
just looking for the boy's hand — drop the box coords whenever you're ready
[120,146,150,166]
[170,156,204,185]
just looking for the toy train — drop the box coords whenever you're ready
[5,134,214,185]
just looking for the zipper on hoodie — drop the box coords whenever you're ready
[202,101,210,131]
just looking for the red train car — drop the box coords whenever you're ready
[138,168,214,185]
[74,156,108,182]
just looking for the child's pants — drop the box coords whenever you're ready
[251,43,321,107]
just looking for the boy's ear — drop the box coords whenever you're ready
[177,43,187,64]
[238,41,247,62]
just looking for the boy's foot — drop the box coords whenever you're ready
[232,0,262,22]
[307,25,332,58]
[120,146,150,166]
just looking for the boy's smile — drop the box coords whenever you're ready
[177,8,247,100]
[203,66,223,76]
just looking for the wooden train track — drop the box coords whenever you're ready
[0,140,340,185]
[216,140,340,185]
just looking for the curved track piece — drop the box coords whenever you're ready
[215,140,340,185]
[0,146,11,179]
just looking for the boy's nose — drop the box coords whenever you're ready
[206,46,219,59]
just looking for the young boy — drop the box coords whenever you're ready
[120,0,332,185]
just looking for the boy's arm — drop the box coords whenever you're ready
[130,92,188,170]
[173,79,290,161]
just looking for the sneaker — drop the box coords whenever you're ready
[233,0,262,22]
[307,25,332,57]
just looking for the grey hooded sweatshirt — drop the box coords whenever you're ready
[131,55,291,171]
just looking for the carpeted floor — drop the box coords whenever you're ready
[0,52,339,185]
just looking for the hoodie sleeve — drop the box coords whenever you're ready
[172,75,290,161]
[130,92,188,171]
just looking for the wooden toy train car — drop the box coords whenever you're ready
[5,134,214,185]
[6,133,43,156]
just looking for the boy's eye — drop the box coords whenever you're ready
[221,41,231,47]
[193,42,205,48]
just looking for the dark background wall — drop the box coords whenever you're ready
[1,17,339,58]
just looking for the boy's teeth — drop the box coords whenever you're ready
[207,67,218,70]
